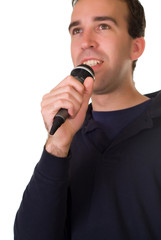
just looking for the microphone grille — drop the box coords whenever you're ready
[71,64,95,81]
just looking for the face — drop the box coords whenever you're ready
[69,0,136,95]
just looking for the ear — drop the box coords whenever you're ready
[130,37,145,61]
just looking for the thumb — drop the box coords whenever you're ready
[66,76,94,134]
[83,76,94,100]
[81,76,94,111]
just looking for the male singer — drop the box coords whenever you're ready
[14,0,161,239]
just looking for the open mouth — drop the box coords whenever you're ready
[83,59,103,67]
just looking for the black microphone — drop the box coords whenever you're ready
[49,64,95,135]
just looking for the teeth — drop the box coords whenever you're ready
[83,60,102,67]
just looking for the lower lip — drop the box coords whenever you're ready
[89,62,103,72]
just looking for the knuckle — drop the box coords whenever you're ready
[41,94,48,106]
[56,99,64,106]
[65,85,72,93]
[64,91,71,100]
[40,100,44,108]
[41,107,46,116]
[42,93,48,100]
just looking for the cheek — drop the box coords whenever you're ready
[101,39,120,64]
[101,36,120,54]
[111,39,131,63]
[120,35,133,58]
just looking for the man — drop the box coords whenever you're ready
[14,0,161,239]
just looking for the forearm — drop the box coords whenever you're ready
[45,133,72,158]
[14,148,70,240]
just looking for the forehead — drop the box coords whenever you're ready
[71,0,129,24]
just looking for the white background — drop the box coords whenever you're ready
[0,0,160,239]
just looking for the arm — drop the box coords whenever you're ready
[14,76,93,239]
[14,148,69,240]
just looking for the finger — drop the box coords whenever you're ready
[42,85,84,109]
[42,92,84,121]
[52,75,85,94]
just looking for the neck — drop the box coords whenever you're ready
[91,85,149,112]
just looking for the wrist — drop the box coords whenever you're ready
[45,135,71,158]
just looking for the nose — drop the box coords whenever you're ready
[81,30,98,50]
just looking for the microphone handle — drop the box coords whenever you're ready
[49,108,68,135]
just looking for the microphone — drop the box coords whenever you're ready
[49,64,95,135]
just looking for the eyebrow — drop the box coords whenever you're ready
[68,20,80,32]
[68,16,118,32]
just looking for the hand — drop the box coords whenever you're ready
[41,75,94,157]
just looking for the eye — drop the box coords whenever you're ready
[98,24,111,30]
[72,28,83,35]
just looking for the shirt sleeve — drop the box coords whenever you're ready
[14,147,70,240]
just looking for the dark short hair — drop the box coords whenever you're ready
[72,0,146,72]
